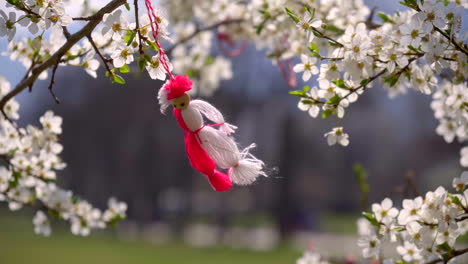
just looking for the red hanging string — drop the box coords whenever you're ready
[145,0,174,79]
[278,59,297,88]
[216,32,248,57]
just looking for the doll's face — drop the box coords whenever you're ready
[172,93,190,110]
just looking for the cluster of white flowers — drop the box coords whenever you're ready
[1,0,467,245]
[170,25,233,96]
[1,0,75,41]
[3,0,464,155]
[0,76,126,236]
[432,80,467,148]
[296,251,329,264]
[357,171,468,263]
[281,0,467,159]
[2,0,236,93]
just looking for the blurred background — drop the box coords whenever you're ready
[0,1,465,264]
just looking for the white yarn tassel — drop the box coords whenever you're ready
[158,84,171,114]
[228,144,267,185]
[190,100,237,135]
[199,127,240,169]
[188,100,266,186]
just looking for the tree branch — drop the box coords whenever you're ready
[47,61,61,104]
[341,68,387,102]
[434,26,468,56]
[72,16,96,21]
[134,0,144,55]
[62,26,71,40]
[87,35,113,76]
[425,247,468,264]
[0,0,127,116]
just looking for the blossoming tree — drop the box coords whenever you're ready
[0,0,467,262]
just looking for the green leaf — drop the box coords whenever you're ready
[383,74,400,87]
[360,79,370,86]
[301,99,314,105]
[403,71,411,81]
[110,74,126,84]
[441,253,452,262]
[138,57,147,72]
[362,212,380,226]
[304,6,315,19]
[321,109,334,118]
[437,242,452,253]
[399,0,419,10]
[124,3,131,10]
[354,163,370,210]
[308,42,320,56]
[377,12,395,24]
[105,68,115,77]
[107,214,124,227]
[407,45,419,53]
[8,171,21,189]
[205,56,215,65]
[48,209,62,219]
[326,95,341,105]
[266,51,281,59]
[302,86,310,92]
[449,194,463,207]
[289,90,306,97]
[284,7,300,23]
[118,65,130,73]
[71,196,79,204]
[146,40,159,51]
[6,0,20,5]
[331,80,347,89]
[255,20,267,35]
[324,24,345,35]
[124,30,136,46]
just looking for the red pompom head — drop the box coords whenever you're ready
[164,75,193,100]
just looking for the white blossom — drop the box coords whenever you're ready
[296,251,329,264]
[372,198,398,224]
[33,211,51,236]
[357,234,381,259]
[146,54,173,81]
[324,127,349,146]
[293,55,319,82]
[40,111,63,134]
[0,10,16,41]
[398,197,423,225]
[396,241,422,262]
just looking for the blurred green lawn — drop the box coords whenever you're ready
[0,216,300,264]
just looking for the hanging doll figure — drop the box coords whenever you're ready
[158,75,266,192]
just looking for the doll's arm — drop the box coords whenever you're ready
[190,99,237,135]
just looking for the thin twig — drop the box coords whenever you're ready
[365,6,380,30]
[134,0,144,55]
[311,28,344,47]
[87,35,113,76]
[15,5,41,19]
[0,0,127,116]
[48,60,61,104]
[425,247,468,264]
[433,26,468,56]
[341,68,387,101]
[23,62,35,92]
[72,15,100,21]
